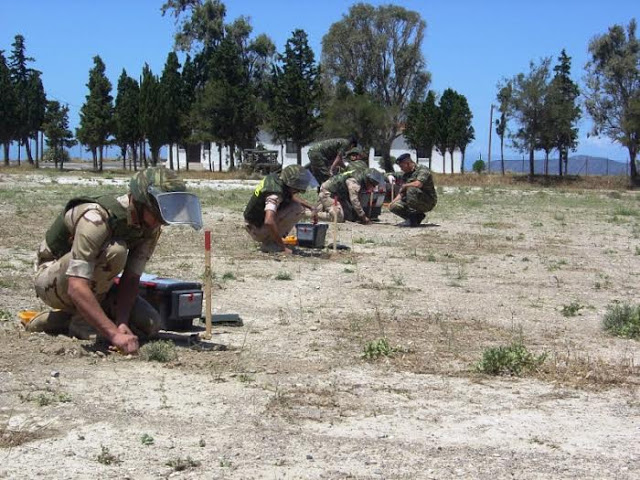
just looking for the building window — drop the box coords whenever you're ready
[285,140,297,154]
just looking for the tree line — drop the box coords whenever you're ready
[0,1,638,183]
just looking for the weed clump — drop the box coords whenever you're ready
[362,338,397,360]
[166,456,201,471]
[602,302,640,339]
[97,445,121,465]
[139,340,178,363]
[476,343,546,376]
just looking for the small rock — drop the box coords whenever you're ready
[306,454,313,460]
[96,351,105,358]
[310,326,318,331]
[50,371,60,378]
[266,370,277,375]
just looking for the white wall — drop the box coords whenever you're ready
[168,132,462,173]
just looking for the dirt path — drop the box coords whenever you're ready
[1,176,639,479]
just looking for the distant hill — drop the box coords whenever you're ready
[487,155,629,176]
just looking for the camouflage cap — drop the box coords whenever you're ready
[129,167,186,212]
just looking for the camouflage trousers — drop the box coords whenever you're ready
[316,188,346,223]
[245,202,306,251]
[32,240,160,338]
[389,187,437,220]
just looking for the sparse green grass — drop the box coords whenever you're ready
[476,343,546,376]
[561,301,584,317]
[362,338,397,360]
[0,309,11,321]
[222,271,236,281]
[602,302,640,339]
[140,433,155,446]
[275,271,292,281]
[139,340,178,363]
[354,237,375,244]
[166,456,201,471]
[97,445,121,465]
[343,267,354,273]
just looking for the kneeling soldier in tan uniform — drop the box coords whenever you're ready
[28,167,202,354]
[317,168,385,224]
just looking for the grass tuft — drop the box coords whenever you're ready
[139,340,178,363]
[602,302,640,339]
[476,343,546,376]
[362,338,397,360]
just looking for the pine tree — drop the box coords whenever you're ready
[114,69,141,170]
[0,50,17,165]
[269,29,322,165]
[76,56,113,171]
[161,52,184,169]
[139,64,166,165]
[42,100,76,169]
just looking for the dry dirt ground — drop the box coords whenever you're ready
[1,171,639,479]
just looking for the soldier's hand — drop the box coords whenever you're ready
[111,332,139,354]
[117,323,134,336]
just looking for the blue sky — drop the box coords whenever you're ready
[1,0,637,162]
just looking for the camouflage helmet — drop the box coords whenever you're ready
[129,167,186,211]
[363,168,385,186]
[129,167,202,230]
[279,165,319,191]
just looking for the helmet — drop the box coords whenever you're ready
[364,168,385,186]
[345,147,363,157]
[395,153,412,165]
[129,167,203,230]
[280,165,319,191]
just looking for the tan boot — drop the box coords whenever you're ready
[24,310,71,334]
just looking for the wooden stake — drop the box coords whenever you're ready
[333,197,338,253]
[202,230,212,340]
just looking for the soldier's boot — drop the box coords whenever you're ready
[68,315,97,340]
[410,213,426,227]
[24,310,72,335]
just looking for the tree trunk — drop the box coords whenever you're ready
[528,148,535,178]
[92,148,97,170]
[629,146,639,185]
[296,145,302,166]
[460,150,466,174]
[17,140,21,166]
[59,146,65,170]
[98,146,103,172]
[451,150,454,174]
[3,143,9,166]
[229,143,235,170]
[544,151,549,176]
[380,139,394,172]
[558,150,563,176]
[500,135,505,175]
[35,134,39,168]
[218,145,223,172]
[169,144,174,170]
[24,137,34,164]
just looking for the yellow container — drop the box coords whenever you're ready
[283,235,297,246]
[18,310,38,326]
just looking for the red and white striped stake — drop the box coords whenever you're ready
[202,230,212,339]
[333,196,338,253]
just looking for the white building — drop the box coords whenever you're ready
[168,131,462,173]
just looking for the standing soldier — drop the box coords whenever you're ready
[307,137,356,184]
[388,153,437,227]
[316,168,385,224]
[244,165,319,253]
[27,167,203,354]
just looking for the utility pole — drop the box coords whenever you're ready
[487,104,494,174]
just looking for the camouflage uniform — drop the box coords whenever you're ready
[316,171,369,223]
[389,164,438,222]
[307,138,351,185]
[244,172,305,252]
[31,194,162,337]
